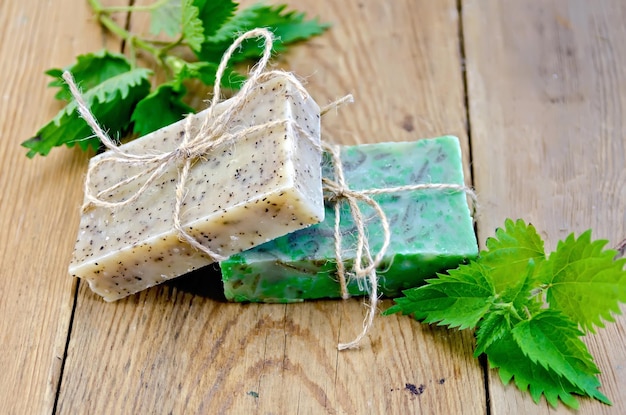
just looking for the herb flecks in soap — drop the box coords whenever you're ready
[22,0,328,158]
[385,219,626,409]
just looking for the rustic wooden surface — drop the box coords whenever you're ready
[0,0,624,414]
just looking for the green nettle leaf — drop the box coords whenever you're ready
[544,231,626,333]
[196,3,329,63]
[192,0,237,39]
[480,219,546,295]
[486,330,585,409]
[174,60,246,90]
[202,4,259,45]
[131,82,194,137]
[46,50,132,102]
[22,68,152,157]
[181,0,205,52]
[386,218,626,408]
[511,310,610,405]
[383,285,491,329]
[474,310,510,357]
[150,0,182,37]
[383,263,494,330]
[247,4,330,43]
[507,258,543,315]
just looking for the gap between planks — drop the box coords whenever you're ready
[50,2,132,414]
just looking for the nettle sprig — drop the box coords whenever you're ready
[22,0,328,157]
[385,219,626,409]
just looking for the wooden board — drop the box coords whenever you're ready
[54,1,485,414]
[0,2,120,414]
[1,0,624,414]
[464,0,626,413]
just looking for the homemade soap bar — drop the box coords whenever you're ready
[69,76,323,301]
[220,136,478,302]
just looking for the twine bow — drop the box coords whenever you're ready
[65,28,319,262]
[322,142,478,350]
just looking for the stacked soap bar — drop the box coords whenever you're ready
[69,76,323,301]
[220,136,478,302]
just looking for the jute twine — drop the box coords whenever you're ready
[65,27,477,351]
[65,28,320,263]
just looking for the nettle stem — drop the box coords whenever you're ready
[493,301,525,323]
[88,0,170,15]
[86,0,184,73]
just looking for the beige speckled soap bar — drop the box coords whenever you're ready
[69,75,323,301]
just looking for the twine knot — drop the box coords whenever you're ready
[174,146,194,161]
[322,179,349,202]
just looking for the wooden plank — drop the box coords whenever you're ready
[464,0,626,413]
[56,1,487,414]
[270,0,474,183]
[0,1,122,414]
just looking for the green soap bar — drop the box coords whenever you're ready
[220,136,478,302]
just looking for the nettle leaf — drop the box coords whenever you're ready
[131,82,194,137]
[480,219,546,296]
[150,0,182,37]
[475,260,542,357]
[150,0,207,50]
[508,258,544,315]
[23,69,151,157]
[196,3,329,63]
[474,310,510,357]
[193,0,237,39]
[196,6,271,63]
[511,310,610,405]
[249,4,330,43]
[544,230,626,333]
[202,4,259,45]
[181,0,204,52]
[384,219,626,408]
[384,262,494,330]
[174,60,246,90]
[46,50,131,102]
[486,330,586,409]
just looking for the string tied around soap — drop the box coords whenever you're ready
[64,28,322,262]
[322,142,478,350]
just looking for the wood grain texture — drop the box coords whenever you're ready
[3,0,625,413]
[0,1,124,414]
[55,0,486,414]
[260,0,474,183]
[464,0,626,413]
